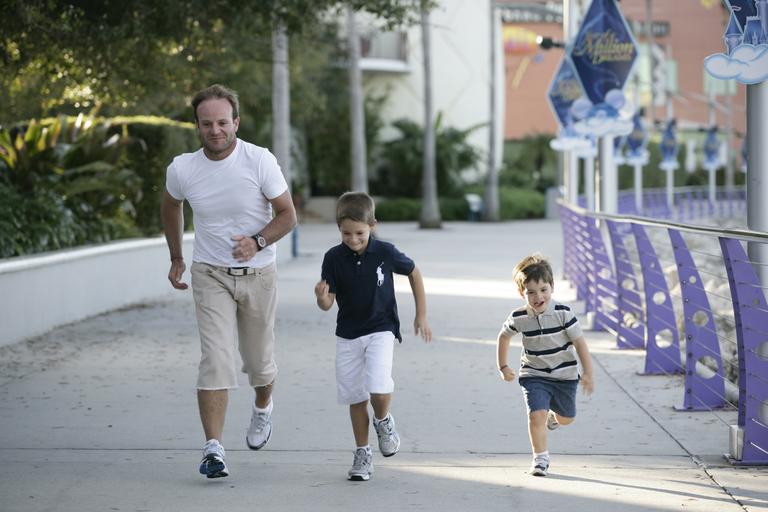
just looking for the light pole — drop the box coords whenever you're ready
[747,81,768,288]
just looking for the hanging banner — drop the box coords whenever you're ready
[567,0,638,137]
[625,113,649,165]
[703,127,720,170]
[659,120,679,172]
[704,1,768,85]
[547,58,592,152]
[547,58,584,129]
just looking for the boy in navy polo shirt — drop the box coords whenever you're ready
[314,192,432,481]
[496,254,594,477]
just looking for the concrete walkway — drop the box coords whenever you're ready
[0,220,766,511]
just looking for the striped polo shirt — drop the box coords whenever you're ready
[501,300,583,381]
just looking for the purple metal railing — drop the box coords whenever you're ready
[632,223,684,375]
[616,186,747,220]
[669,229,727,411]
[606,220,645,349]
[720,238,768,465]
[558,193,767,465]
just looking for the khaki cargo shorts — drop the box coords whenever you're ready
[191,262,278,390]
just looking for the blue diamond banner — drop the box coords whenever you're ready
[568,0,638,105]
[547,58,585,130]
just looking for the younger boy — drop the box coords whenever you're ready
[314,192,432,481]
[496,254,593,477]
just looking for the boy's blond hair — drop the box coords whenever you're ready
[513,253,554,293]
[336,191,376,225]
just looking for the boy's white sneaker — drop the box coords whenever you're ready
[246,402,273,450]
[199,439,229,479]
[530,455,550,477]
[546,410,560,431]
[373,413,400,457]
[347,447,374,481]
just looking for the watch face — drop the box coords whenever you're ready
[257,235,267,248]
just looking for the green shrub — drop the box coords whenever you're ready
[113,116,198,235]
[0,115,198,258]
[376,188,543,222]
[375,198,422,221]
[373,114,483,199]
[501,135,558,193]
[377,197,468,222]
[498,187,545,219]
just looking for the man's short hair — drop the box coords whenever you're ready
[191,84,240,123]
[336,192,376,225]
[513,254,554,292]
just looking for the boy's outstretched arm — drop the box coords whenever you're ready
[496,331,516,381]
[573,335,594,395]
[407,266,432,342]
[314,279,335,311]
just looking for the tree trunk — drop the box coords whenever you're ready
[272,22,291,189]
[272,21,296,256]
[347,7,368,193]
[419,6,441,228]
[483,2,500,221]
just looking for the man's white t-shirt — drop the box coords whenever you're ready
[165,139,288,268]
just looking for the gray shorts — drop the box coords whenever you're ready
[191,262,278,390]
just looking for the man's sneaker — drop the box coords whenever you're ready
[546,410,560,431]
[373,413,400,457]
[347,447,374,481]
[199,439,229,479]
[246,402,273,450]
[530,456,550,477]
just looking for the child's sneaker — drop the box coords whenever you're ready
[373,413,400,457]
[530,455,550,477]
[347,447,374,481]
[246,402,273,450]
[199,439,229,478]
[546,410,560,431]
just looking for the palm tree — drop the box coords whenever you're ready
[419,3,441,228]
[347,6,368,193]
[483,1,500,221]
[272,21,291,190]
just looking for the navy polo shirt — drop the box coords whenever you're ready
[321,237,415,341]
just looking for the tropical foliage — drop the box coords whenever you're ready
[373,114,483,198]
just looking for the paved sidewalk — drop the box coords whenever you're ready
[0,220,766,511]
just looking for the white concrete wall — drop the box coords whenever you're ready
[0,234,293,347]
[363,0,492,167]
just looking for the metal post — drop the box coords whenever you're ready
[599,137,617,213]
[666,166,674,215]
[725,91,735,191]
[563,0,576,204]
[585,153,595,210]
[645,0,655,127]
[747,82,768,289]
[665,87,674,216]
[634,163,643,213]
[569,153,579,204]
[708,91,717,206]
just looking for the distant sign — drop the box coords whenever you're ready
[499,3,562,24]
[569,0,639,105]
[503,26,541,55]
[547,59,585,129]
[627,19,671,38]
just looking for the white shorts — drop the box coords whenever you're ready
[335,331,395,405]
